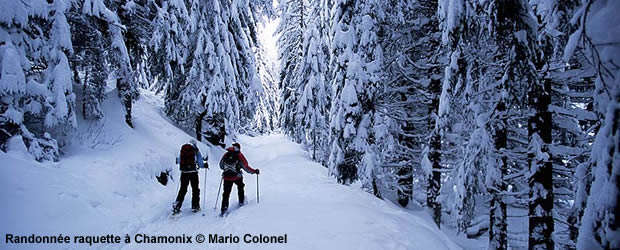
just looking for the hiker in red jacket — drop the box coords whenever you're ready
[219,142,259,213]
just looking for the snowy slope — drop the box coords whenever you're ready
[0,90,460,250]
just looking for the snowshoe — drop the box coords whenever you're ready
[172,202,181,215]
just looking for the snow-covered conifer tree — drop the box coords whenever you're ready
[296,0,330,161]
[79,0,139,127]
[571,1,620,249]
[328,0,359,184]
[153,0,271,140]
[327,0,383,191]
[277,0,307,141]
[0,0,76,161]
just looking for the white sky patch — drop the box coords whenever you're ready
[258,17,280,65]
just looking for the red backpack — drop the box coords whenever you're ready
[179,144,196,171]
[222,151,240,177]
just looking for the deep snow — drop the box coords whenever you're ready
[1,90,461,250]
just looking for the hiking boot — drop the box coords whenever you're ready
[239,195,247,206]
[172,202,181,214]
[192,206,200,213]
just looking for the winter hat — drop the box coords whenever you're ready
[189,139,197,147]
[232,142,241,151]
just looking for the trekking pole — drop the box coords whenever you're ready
[256,174,259,204]
[213,178,223,210]
[202,168,207,216]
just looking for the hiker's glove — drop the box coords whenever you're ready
[255,169,260,175]
[204,161,209,169]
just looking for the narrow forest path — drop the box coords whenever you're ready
[1,90,460,250]
[121,133,461,250]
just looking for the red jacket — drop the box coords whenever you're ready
[220,147,256,181]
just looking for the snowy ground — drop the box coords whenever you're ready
[1,90,461,250]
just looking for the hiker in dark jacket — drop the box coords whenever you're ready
[219,142,259,213]
[173,139,207,213]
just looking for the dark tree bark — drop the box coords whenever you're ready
[82,69,88,120]
[397,165,412,207]
[427,77,442,228]
[490,100,508,250]
[117,78,134,128]
[414,0,443,228]
[528,79,554,249]
[372,174,382,199]
[195,110,208,142]
[396,117,415,207]
[124,100,133,128]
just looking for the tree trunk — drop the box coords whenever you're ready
[312,126,316,160]
[528,79,554,249]
[117,78,134,128]
[397,165,412,207]
[490,100,508,250]
[312,88,317,161]
[372,173,382,199]
[124,99,133,128]
[196,110,208,142]
[397,120,414,207]
[427,77,442,228]
[82,69,89,120]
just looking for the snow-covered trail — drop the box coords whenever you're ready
[1,90,460,250]
[125,134,460,250]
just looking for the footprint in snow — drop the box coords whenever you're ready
[58,192,79,199]
[113,191,128,198]
[89,200,102,208]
